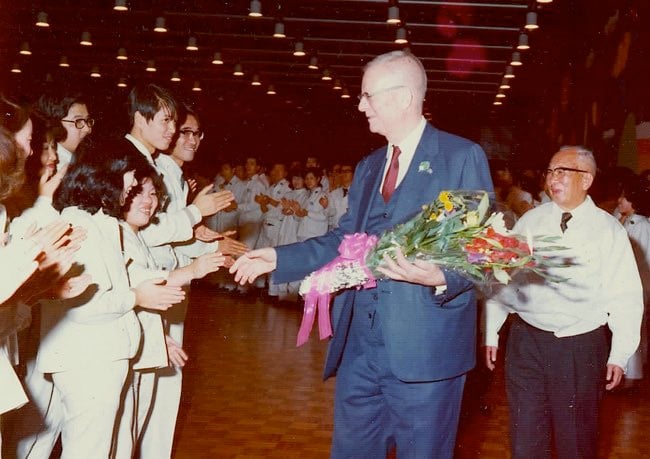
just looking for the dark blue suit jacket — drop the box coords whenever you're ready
[274,124,493,382]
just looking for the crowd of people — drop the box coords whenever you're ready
[0,48,647,459]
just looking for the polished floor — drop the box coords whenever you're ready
[173,284,650,458]
[7,284,649,458]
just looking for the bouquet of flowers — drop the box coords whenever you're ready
[296,190,568,346]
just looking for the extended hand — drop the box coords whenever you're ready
[216,234,248,257]
[191,252,226,279]
[194,224,222,242]
[230,247,277,285]
[376,248,446,286]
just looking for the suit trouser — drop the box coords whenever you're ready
[138,319,184,458]
[52,360,129,459]
[505,316,608,459]
[331,297,465,459]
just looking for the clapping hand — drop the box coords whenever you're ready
[192,187,234,217]
[133,278,185,311]
[165,335,188,368]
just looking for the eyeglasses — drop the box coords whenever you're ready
[179,129,204,141]
[544,167,589,179]
[357,85,405,102]
[61,118,94,129]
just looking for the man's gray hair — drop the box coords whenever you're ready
[364,50,427,103]
[559,145,597,176]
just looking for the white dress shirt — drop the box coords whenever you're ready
[484,197,644,369]
[379,116,427,191]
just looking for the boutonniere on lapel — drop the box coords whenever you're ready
[418,161,432,174]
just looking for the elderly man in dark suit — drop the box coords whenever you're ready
[231,50,493,458]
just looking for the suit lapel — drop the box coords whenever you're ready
[391,125,442,223]
[355,151,387,232]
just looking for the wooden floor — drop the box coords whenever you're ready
[172,284,650,458]
[8,284,648,458]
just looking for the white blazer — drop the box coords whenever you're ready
[121,222,169,370]
[36,207,141,373]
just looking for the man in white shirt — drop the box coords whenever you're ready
[483,146,644,459]
[256,162,291,248]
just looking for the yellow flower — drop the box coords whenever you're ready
[438,191,453,212]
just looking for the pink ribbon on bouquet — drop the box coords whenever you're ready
[297,233,378,347]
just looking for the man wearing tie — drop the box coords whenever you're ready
[483,146,643,458]
[231,50,492,457]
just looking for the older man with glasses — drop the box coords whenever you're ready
[231,50,493,458]
[484,146,643,458]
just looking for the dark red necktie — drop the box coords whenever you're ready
[381,145,401,202]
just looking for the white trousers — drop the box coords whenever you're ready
[138,320,184,458]
[52,360,128,459]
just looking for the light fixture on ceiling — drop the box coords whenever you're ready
[19,42,32,56]
[321,69,332,81]
[80,31,92,46]
[251,74,262,86]
[387,5,400,24]
[117,77,127,88]
[249,0,262,17]
[525,12,539,30]
[154,17,167,32]
[116,47,128,60]
[170,71,181,82]
[186,36,198,51]
[499,79,511,89]
[273,21,286,38]
[395,27,408,44]
[11,63,21,74]
[192,81,202,92]
[293,42,306,57]
[114,0,128,11]
[496,92,506,99]
[212,52,224,65]
[90,66,101,78]
[266,85,276,95]
[36,11,49,27]
[146,60,157,72]
[517,33,529,50]
[341,89,351,99]
[233,63,244,76]
[308,56,319,70]
[59,56,70,67]
[536,0,552,3]
[510,51,522,66]
[493,100,503,106]
[504,65,515,78]
[333,79,342,90]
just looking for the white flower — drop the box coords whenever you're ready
[418,161,432,173]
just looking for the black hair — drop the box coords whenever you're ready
[169,102,200,150]
[122,160,165,224]
[304,166,322,180]
[622,178,650,217]
[53,141,151,217]
[127,83,178,127]
[37,91,87,121]
[0,95,31,136]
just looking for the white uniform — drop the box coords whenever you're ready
[138,153,216,459]
[113,223,169,459]
[327,187,349,231]
[237,174,267,251]
[269,188,309,300]
[37,207,141,458]
[296,186,329,242]
[206,175,242,234]
[256,178,291,249]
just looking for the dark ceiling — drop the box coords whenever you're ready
[0,0,560,166]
